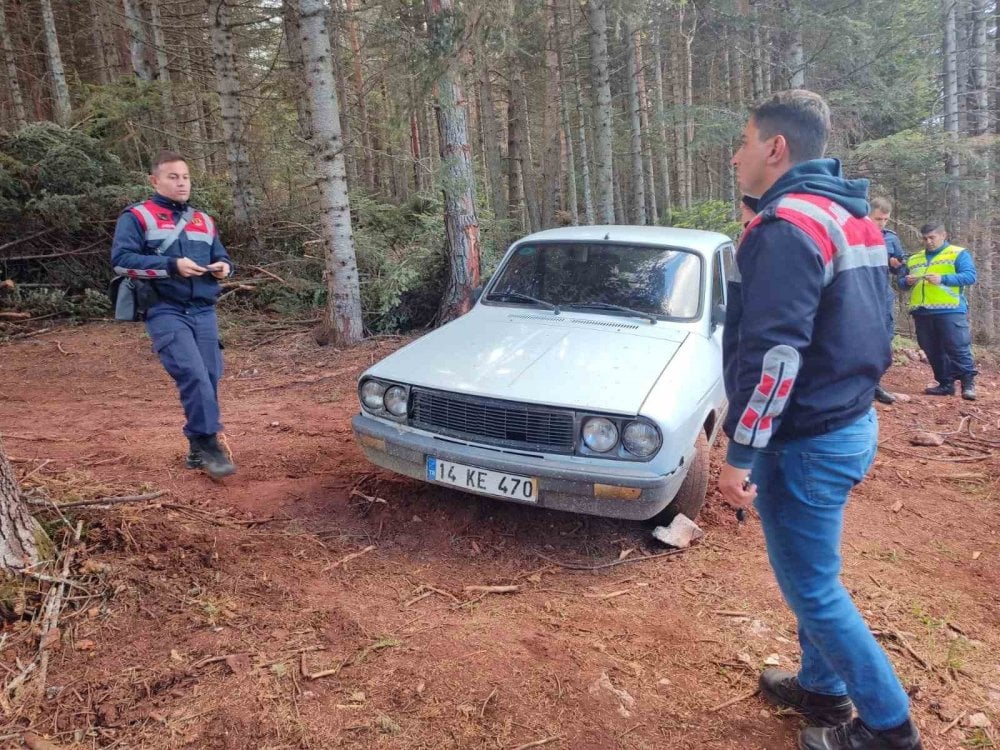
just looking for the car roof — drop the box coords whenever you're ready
[512,225,733,257]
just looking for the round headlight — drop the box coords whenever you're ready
[360,380,386,410]
[622,421,661,457]
[384,386,408,417]
[582,417,619,453]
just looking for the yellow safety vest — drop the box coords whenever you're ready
[907,245,965,310]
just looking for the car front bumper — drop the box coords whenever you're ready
[351,413,688,521]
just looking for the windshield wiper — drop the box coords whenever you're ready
[562,301,658,324]
[486,291,560,313]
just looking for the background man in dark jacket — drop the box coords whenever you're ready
[869,196,905,404]
[720,91,921,750]
[111,150,236,479]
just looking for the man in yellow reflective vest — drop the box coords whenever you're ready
[898,221,978,400]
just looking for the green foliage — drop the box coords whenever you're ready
[667,200,742,239]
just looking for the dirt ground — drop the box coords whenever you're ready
[1,319,998,750]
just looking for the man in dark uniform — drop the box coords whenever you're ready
[720,90,921,750]
[869,196,905,404]
[111,150,236,479]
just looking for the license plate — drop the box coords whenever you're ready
[426,457,538,502]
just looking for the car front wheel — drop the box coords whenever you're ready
[650,431,709,525]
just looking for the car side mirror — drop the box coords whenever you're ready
[471,285,484,304]
[711,303,726,328]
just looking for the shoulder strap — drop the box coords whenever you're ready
[155,207,195,256]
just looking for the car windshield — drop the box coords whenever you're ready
[486,242,702,320]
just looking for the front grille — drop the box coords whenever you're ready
[411,388,575,453]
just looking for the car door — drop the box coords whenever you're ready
[710,244,732,349]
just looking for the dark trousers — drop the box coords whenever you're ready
[913,312,977,386]
[146,303,224,438]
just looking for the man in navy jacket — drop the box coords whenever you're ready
[111,150,236,479]
[719,91,921,750]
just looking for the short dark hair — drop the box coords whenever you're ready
[151,149,188,174]
[750,89,831,163]
[870,196,893,213]
[919,221,946,236]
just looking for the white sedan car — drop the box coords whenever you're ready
[352,225,734,522]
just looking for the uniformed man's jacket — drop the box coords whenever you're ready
[110,193,233,307]
[722,159,891,469]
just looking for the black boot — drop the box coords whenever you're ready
[961,378,977,401]
[759,669,854,727]
[923,383,955,396]
[799,716,922,750]
[186,435,236,479]
[874,385,896,405]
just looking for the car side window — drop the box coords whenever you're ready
[721,243,737,283]
[712,249,726,307]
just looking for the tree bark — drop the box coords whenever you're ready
[540,0,562,228]
[0,437,40,571]
[343,0,374,193]
[429,0,481,323]
[780,0,804,88]
[148,0,175,145]
[568,0,593,224]
[39,0,71,126]
[478,52,507,223]
[122,0,153,81]
[0,0,26,129]
[942,0,960,228]
[625,22,646,225]
[297,0,364,345]
[513,67,541,232]
[670,22,689,209]
[209,0,254,231]
[179,27,208,173]
[507,70,526,233]
[652,26,672,222]
[281,0,312,140]
[589,0,614,224]
[750,0,764,101]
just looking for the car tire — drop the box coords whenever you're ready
[650,431,709,525]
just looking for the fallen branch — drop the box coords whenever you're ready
[535,548,688,571]
[938,711,966,736]
[511,736,563,750]
[709,688,760,712]
[464,585,520,594]
[875,630,932,671]
[327,545,376,570]
[0,312,31,320]
[35,520,83,698]
[28,490,167,510]
[712,610,752,618]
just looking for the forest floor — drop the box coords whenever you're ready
[0,319,998,750]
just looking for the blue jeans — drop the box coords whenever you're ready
[752,409,910,730]
[146,303,224,438]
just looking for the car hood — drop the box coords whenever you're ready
[367,311,688,414]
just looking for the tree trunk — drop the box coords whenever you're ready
[209,0,254,231]
[943,0,960,228]
[750,0,764,101]
[0,437,40,571]
[39,0,71,126]
[567,0,593,224]
[478,52,507,223]
[149,0,175,145]
[343,0,374,193]
[507,71,526,233]
[589,0,614,224]
[281,0,312,140]
[681,8,696,209]
[514,68,541,232]
[969,0,988,136]
[179,28,208,173]
[625,22,646,225]
[670,24,689,209]
[636,30,656,224]
[652,26,672,222]
[0,0,26,129]
[540,0,562,228]
[780,0,804,88]
[88,0,110,84]
[429,0,481,323]
[297,0,363,345]
[122,0,153,81]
